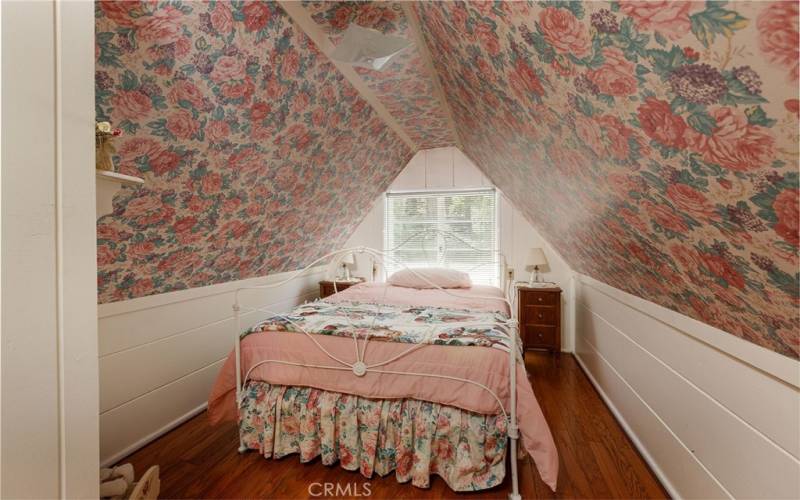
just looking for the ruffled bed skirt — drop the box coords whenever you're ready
[239,381,508,491]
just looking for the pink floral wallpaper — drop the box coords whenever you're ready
[95,1,412,303]
[414,1,799,358]
[301,1,456,148]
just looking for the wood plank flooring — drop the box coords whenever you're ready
[120,352,669,499]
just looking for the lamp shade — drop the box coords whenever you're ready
[525,248,548,270]
[340,252,356,267]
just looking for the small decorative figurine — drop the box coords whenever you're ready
[95,121,122,171]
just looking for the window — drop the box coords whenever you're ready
[384,189,498,285]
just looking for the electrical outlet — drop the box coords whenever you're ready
[507,268,514,281]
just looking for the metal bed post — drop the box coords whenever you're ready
[233,295,246,453]
[508,317,521,500]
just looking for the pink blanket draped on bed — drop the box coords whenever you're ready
[208,283,558,490]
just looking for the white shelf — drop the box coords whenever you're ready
[96,169,144,187]
[96,169,144,217]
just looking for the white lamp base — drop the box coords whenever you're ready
[528,267,540,286]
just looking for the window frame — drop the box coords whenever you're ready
[382,187,500,286]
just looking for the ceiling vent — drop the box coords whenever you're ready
[329,24,411,71]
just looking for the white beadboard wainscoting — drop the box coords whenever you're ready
[575,274,800,499]
[98,266,326,466]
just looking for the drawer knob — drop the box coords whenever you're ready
[538,313,543,319]
[538,333,543,338]
[538,297,543,302]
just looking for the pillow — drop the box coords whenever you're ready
[387,268,472,289]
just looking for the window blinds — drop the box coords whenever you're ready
[384,189,499,286]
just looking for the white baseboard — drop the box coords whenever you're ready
[574,350,681,499]
[101,402,208,467]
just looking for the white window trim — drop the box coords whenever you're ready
[383,188,500,285]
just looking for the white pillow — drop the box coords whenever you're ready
[387,268,472,289]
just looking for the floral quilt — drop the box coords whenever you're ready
[242,300,518,353]
[239,381,508,491]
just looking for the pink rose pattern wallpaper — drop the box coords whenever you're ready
[414,1,799,358]
[95,1,412,303]
[301,1,456,148]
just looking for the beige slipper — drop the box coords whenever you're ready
[100,477,128,498]
[111,463,135,485]
[127,465,160,500]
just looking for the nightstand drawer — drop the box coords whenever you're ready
[524,325,556,347]
[524,305,557,325]
[517,285,561,353]
[521,291,558,306]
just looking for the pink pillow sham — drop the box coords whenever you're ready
[387,268,472,289]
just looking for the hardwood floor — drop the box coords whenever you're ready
[120,352,669,499]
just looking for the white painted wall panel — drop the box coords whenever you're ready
[99,270,321,355]
[343,198,384,278]
[498,195,515,271]
[100,290,317,412]
[424,147,454,188]
[1,4,61,494]
[98,268,325,464]
[576,276,800,500]
[575,335,726,499]
[100,360,224,465]
[453,148,488,187]
[581,282,800,458]
[2,1,99,497]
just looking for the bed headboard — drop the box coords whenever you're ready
[330,228,510,293]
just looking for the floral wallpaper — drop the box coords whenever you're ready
[301,1,456,149]
[95,1,412,303]
[414,1,799,358]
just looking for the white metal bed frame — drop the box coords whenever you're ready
[231,230,524,500]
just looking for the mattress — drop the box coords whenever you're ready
[208,282,558,490]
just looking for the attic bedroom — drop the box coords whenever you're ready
[1,1,798,499]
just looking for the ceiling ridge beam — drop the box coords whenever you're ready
[278,1,417,152]
[400,2,463,150]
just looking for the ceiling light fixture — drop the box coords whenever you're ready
[329,24,411,71]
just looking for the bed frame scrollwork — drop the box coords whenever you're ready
[231,229,524,500]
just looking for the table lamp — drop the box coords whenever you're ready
[526,248,548,285]
[340,252,356,281]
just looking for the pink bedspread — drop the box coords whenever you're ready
[208,283,558,490]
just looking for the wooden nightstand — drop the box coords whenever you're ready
[517,285,562,354]
[319,279,363,299]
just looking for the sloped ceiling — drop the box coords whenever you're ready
[412,1,799,358]
[95,1,798,359]
[299,1,457,148]
[95,1,412,303]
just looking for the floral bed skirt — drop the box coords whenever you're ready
[239,381,509,491]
